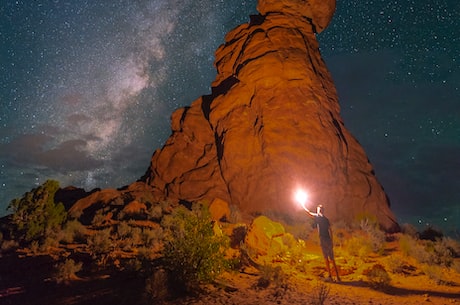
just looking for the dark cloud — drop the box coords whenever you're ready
[0,133,103,172]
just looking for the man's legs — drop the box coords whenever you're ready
[331,258,341,282]
[324,258,332,279]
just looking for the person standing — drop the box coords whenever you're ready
[304,204,341,282]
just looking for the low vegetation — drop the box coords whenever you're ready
[0,180,459,304]
[161,203,230,293]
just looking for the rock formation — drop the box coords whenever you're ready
[71,0,399,231]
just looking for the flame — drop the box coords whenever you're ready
[294,189,309,210]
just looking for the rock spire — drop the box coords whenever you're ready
[140,0,398,231]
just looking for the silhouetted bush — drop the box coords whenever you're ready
[8,180,66,243]
[419,226,443,241]
[161,203,230,293]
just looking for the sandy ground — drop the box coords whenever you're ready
[161,266,460,305]
[1,234,459,305]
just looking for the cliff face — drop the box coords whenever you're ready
[139,0,398,231]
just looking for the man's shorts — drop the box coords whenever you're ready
[320,237,334,260]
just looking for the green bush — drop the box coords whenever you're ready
[161,203,229,293]
[8,180,66,242]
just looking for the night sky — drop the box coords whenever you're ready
[1,1,459,233]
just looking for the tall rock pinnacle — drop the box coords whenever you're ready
[141,0,399,231]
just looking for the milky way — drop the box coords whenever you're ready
[1,0,459,234]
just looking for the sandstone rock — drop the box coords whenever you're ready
[244,216,287,257]
[122,200,147,216]
[209,198,231,222]
[140,0,398,231]
[257,0,336,33]
[68,182,157,224]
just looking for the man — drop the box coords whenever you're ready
[304,204,341,282]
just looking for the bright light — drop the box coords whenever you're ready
[294,189,309,210]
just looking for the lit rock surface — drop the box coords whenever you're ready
[70,0,398,231]
[140,0,398,231]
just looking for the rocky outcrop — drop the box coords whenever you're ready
[140,0,398,231]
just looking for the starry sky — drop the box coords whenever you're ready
[1,1,459,234]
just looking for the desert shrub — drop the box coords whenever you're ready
[29,240,41,255]
[365,264,391,290]
[383,254,406,274]
[147,203,163,221]
[399,234,435,264]
[354,213,379,230]
[60,219,86,244]
[40,236,60,252]
[419,226,443,241]
[333,229,346,248]
[88,228,112,265]
[400,223,419,238]
[309,281,330,305]
[141,226,163,247]
[345,235,373,260]
[399,234,416,257]
[8,180,66,243]
[91,209,109,226]
[422,264,448,285]
[442,237,460,258]
[285,239,309,270]
[161,203,230,293]
[285,222,314,241]
[228,204,243,223]
[359,217,386,255]
[0,239,19,253]
[257,264,287,290]
[118,222,143,250]
[452,260,460,274]
[54,258,83,284]
[432,238,454,267]
[400,234,457,267]
[230,224,247,248]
